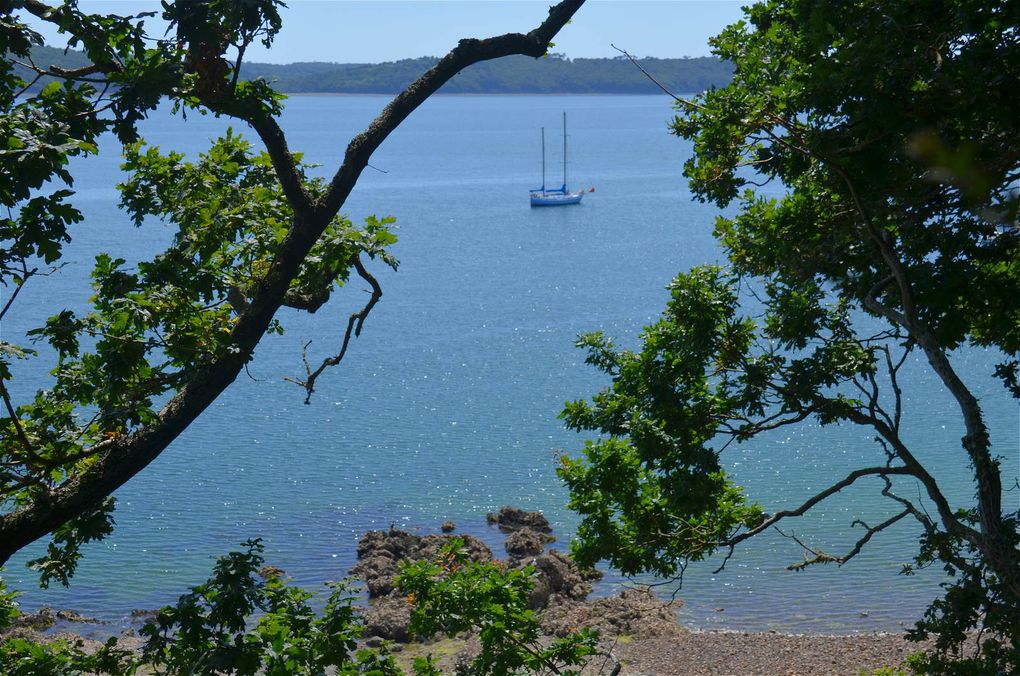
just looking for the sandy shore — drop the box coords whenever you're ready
[609,630,920,675]
[388,628,922,675]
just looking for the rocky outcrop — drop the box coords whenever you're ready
[540,588,684,639]
[0,607,107,644]
[351,527,496,641]
[486,506,553,534]
[9,607,55,632]
[362,596,413,643]
[526,549,601,610]
[351,528,493,599]
[351,511,671,648]
[504,528,552,558]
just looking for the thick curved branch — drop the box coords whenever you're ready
[48,63,108,78]
[240,115,318,222]
[281,287,331,313]
[229,284,332,314]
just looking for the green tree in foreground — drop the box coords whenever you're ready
[398,539,599,675]
[138,540,399,675]
[0,0,585,579]
[561,0,1019,672]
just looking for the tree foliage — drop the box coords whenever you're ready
[398,539,600,675]
[0,636,136,676]
[138,539,400,676]
[0,0,585,580]
[561,0,1020,671]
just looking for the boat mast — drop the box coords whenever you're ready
[562,111,568,191]
[541,126,546,191]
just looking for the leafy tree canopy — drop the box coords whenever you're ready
[561,0,1020,671]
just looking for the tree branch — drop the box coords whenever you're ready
[610,44,683,103]
[48,63,109,79]
[781,508,911,570]
[841,406,980,546]
[0,379,35,458]
[0,265,36,321]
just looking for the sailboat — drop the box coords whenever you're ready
[530,112,585,207]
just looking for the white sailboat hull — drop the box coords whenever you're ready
[530,191,584,207]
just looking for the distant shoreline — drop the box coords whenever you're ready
[19,46,731,96]
[282,91,688,97]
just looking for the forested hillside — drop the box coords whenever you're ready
[18,46,731,94]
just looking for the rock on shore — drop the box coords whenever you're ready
[350,507,679,647]
[541,588,684,640]
[486,506,554,534]
[352,529,493,599]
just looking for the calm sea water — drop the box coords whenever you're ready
[4,95,1018,633]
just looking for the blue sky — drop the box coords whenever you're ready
[25,1,745,63]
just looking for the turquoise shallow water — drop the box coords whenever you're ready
[4,94,1018,633]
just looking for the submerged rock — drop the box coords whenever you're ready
[54,609,103,624]
[486,506,552,534]
[440,520,456,533]
[258,564,286,580]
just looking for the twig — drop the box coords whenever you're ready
[0,379,35,458]
[781,507,911,570]
[0,266,37,321]
[284,255,383,403]
[610,44,684,104]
